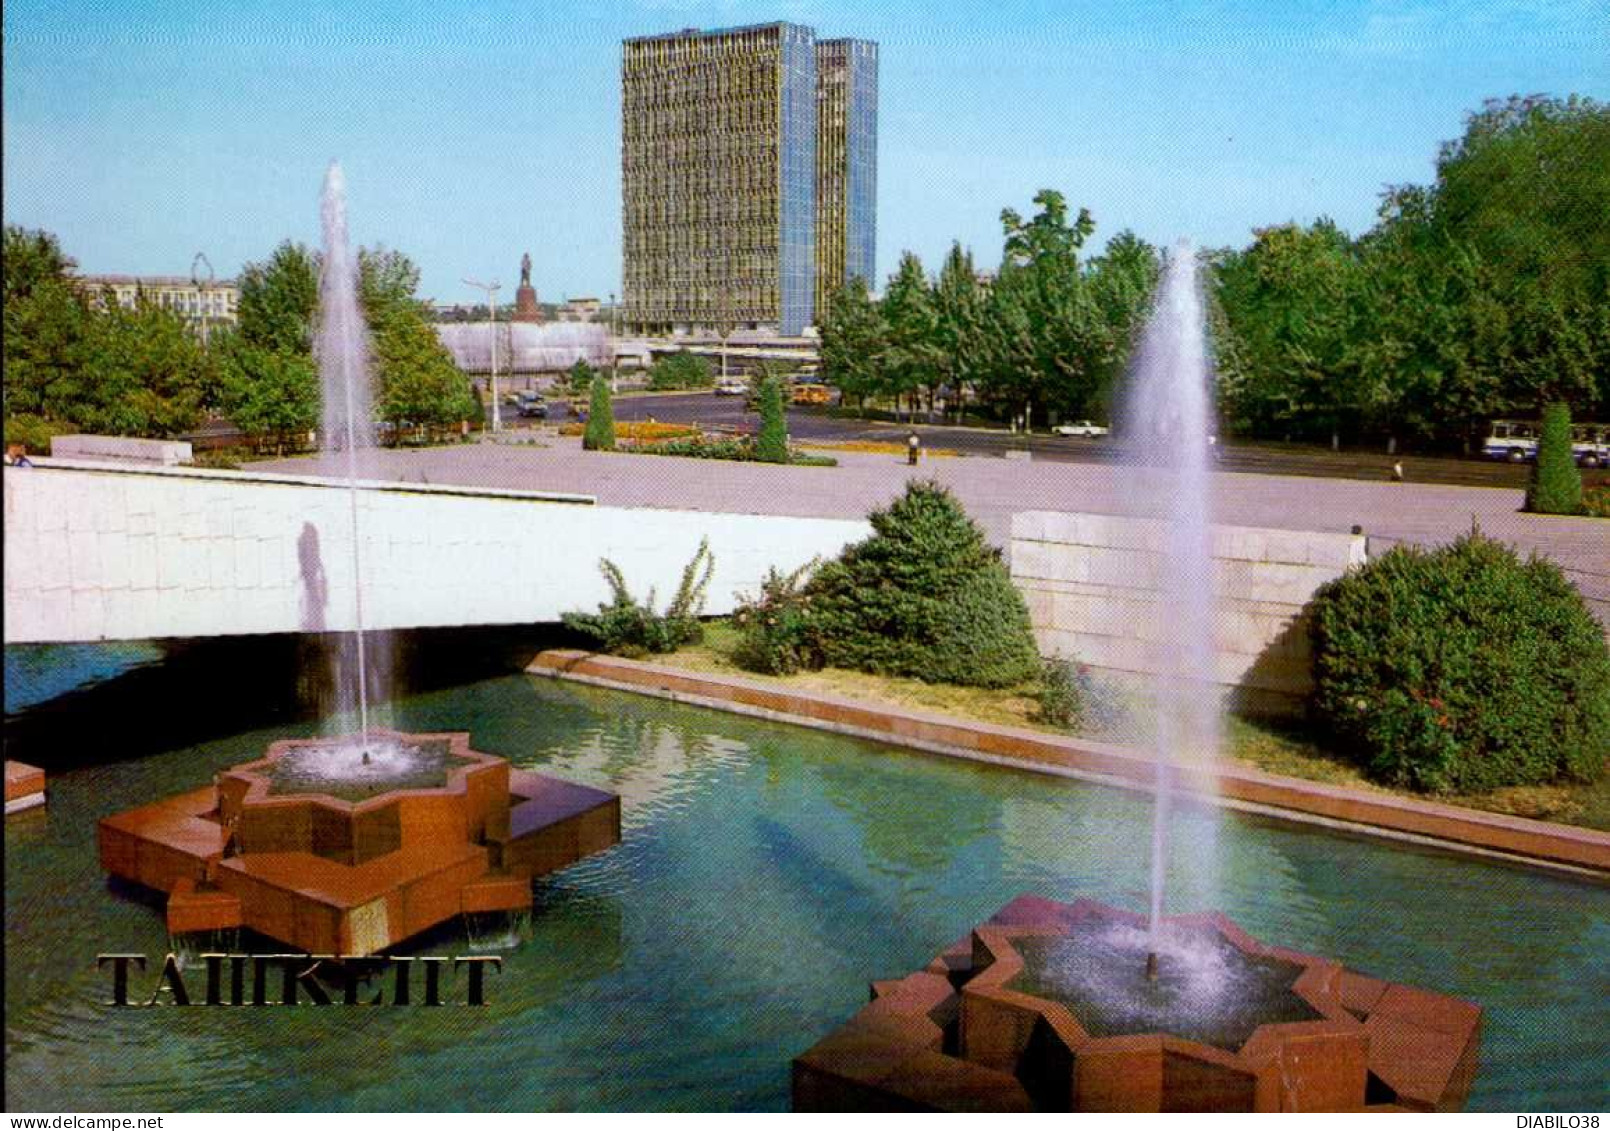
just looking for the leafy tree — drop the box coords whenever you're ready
[804,480,1041,687]
[236,241,319,355]
[583,373,615,450]
[358,247,476,434]
[755,374,788,463]
[215,331,319,452]
[76,292,211,436]
[648,350,713,390]
[818,276,884,412]
[1526,402,1583,514]
[3,226,90,426]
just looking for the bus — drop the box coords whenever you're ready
[1483,420,1609,467]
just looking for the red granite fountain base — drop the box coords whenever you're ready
[794,895,1481,1112]
[99,730,620,955]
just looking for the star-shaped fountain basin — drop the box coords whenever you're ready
[961,900,1369,1111]
[217,729,511,865]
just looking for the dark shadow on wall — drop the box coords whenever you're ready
[2,624,572,771]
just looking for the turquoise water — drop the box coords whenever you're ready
[5,672,1607,1111]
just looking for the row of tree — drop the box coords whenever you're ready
[1212,95,1610,451]
[821,191,1161,427]
[3,229,477,452]
[819,94,1609,448]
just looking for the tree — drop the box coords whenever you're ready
[1526,402,1583,514]
[583,373,615,450]
[755,374,788,463]
[3,226,89,426]
[648,350,713,390]
[76,291,211,437]
[931,243,987,421]
[215,332,319,453]
[236,241,319,355]
[568,358,596,395]
[359,248,476,434]
[818,276,885,413]
[879,252,939,421]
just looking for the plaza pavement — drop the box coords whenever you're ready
[255,436,1608,628]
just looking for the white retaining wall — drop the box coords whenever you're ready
[1011,511,1366,715]
[3,462,870,644]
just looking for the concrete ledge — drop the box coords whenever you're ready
[51,435,192,466]
[526,650,1610,877]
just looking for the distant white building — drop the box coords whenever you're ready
[557,297,603,323]
[77,275,239,328]
[434,322,614,375]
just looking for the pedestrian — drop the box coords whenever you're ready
[1391,460,1404,483]
[5,442,32,467]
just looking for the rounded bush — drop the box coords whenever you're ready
[1309,530,1610,794]
[804,480,1041,688]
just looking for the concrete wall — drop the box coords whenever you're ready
[3,461,870,644]
[1010,511,1366,716]
[51,435,193,465]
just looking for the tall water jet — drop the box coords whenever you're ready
[1118,239,1221,968]
[316,161,388,742]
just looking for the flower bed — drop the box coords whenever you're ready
[558,420,699,441]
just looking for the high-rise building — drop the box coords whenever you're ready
[814,38,878,322]
[621,22,876,338]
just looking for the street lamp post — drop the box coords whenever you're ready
[464,278,502,433]
[190,252,215,349]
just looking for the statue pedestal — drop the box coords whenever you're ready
[514,283,542,323]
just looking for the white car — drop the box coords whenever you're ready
[1052,420,1109,437]
[713,380,748,396]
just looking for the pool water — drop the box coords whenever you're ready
[5,673,1607,1111]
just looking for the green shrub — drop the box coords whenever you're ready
[1034,657,1086,729]
[804,480,1041,688]
[1580,484,1610,518]
[755,376,788,464]
[568,359,596,395]
[1526,402,1583,515]
[561,538,714,658]
[3,414,72,455]
[1309,529,1610,794]
[582,374,615,451]
[648,351,713,391]
[732,559,822,675]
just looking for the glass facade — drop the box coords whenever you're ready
[622,22,875,338]
[814,39,878,320]
[777,25,817,337]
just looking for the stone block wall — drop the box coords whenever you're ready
[1010,511,1366,716]
[3,462,870,643]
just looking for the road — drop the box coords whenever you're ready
[558,390,1536,490]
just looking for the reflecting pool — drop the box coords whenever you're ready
[5,672,1607,1110]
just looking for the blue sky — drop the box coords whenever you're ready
[4,0,1605,304]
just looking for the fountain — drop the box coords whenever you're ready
[97,166,621,955]
[794,244,1481,1111]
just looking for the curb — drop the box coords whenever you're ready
[526,649,1610,879]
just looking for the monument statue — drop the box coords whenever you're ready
[514,251,541,323]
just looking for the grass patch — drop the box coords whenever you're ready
[652,621,1609,831]
[799,440,964,458]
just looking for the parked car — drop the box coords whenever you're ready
[516,394,548,419]
[1052,420,1110,437]
[714,379,748,396]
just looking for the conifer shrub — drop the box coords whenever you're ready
[803,480,1041,687]
[1309,529,1610,794]
[755,375,789,464]
[582,374,615,451]
[1525,402,1583,514]
[1033,657,1086,729]
[561,539,713,658]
